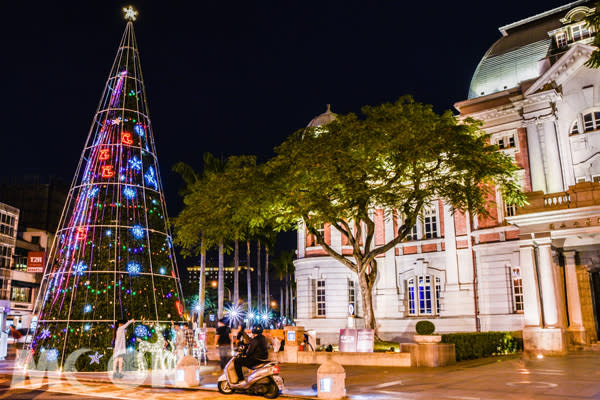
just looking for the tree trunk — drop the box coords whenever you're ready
[265,245,270,309]
[218,240,224,319]
[284,263,289,320]
[246,240,252,312]
[280,286,284,320]
[357,264,377,333]
[257,241,262,311]
[233,239,239,306]
[198,236,206,327]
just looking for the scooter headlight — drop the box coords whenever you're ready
[272,364,280,374]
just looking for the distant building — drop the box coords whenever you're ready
[0,202,41,329]
[295,1,600,354]
[0,176,68,233]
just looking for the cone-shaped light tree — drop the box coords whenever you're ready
[29,9,185,372]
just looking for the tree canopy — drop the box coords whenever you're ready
[586,2,600,68]
[265,96,525,331]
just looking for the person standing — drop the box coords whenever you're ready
[183,322,195,357]
[216,318,231,370]
[172,321,186,362]
[112,319,134,379]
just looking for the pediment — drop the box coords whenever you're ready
[524,43,595,96]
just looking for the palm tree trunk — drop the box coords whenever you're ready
[198,235,206,327]
[218,240,224,319]
[265,245,270,310]
[257,241,262,311]
[233,239,239,306]
[285,263,289,321]
[246,240,252,312]
[280,286,284,320]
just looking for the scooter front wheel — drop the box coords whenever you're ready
[218,380,234,395]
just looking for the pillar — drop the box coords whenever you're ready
[520,236,567,355]
[526,124,546,192]
[563,251,587,345]
[540,120,564,193]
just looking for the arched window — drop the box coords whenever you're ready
[570,120,579,135]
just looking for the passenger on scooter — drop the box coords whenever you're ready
[234,325,269,383]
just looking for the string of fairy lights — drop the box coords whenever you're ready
[28,7,185,371]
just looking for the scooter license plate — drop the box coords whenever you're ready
[273,375,284,390]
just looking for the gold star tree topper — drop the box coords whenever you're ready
[123,6,138,21]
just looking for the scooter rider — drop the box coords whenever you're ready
[234,325,268,383]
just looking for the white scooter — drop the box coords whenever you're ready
[217,345,284,398]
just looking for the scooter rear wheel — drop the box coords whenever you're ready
[218,380,234,395]
[263,378,280,399]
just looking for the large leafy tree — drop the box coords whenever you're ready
[266,96,525,334]
[586,2,600,68]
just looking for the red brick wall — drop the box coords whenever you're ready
[403,246,418,255]
[438,200,445,237]
[515,127,532,192]
[422,243,437,253]
[374,209,385,246]
[455,212,467,236]
[477,185,499,229]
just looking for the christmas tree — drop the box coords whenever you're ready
[29,7,185,372]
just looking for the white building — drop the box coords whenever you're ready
[295,1,600,354]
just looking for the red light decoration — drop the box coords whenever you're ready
[175,300,183,316]
[101,165,115,178]
[121,132,134,145]
[75,227,87,241]
[99,149,111,161]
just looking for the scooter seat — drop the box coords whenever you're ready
[249,360,272,370]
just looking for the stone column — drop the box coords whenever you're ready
[526,124,547,192]
[563,251,587,345]
[536,238,561,328]
[519,238,542,327]
[540,119,564,193]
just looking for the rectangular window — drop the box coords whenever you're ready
[11,287,31,303]
[576,177,588,183]
[435,277,441,314]
[572,24,584,41]
[408,275,439,316]
[584,113,594,131]
[505,202,516,217]
[511,267,524,312]
[508,135,515,148]
[348,280,355,315]
[316,279,326,317]
[593,175,600,183]
[556,32,567,47]
[497,138,505,149]
[423,207,437,239]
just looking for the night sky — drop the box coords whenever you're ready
[1,1,571,242]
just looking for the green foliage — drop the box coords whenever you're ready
[586,3,600,68]
[415,320,435,335]
[374,340,400,352]
[441,332,523,361]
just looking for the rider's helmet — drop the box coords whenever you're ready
[251,325,263,335]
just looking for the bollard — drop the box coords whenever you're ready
[175,355,201,387]
[317,359,345,399]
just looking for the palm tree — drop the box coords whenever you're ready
[273,250,294,320]
[246,240,252,312]
[256,241,262,311]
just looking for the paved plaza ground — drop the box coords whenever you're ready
[0,349,599,399]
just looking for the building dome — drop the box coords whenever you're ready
[307,104,337,127]
[467,2,583,99]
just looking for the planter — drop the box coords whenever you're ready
[413,334,442,344]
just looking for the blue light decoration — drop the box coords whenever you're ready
[131,225,144,239]
[144,166,158,190]
[159,267,166,275]
[123,186,136,199]
[134,324,149,338]
[84,304,93,313]
[127,261,141,275]
[128,156,142,171]
[106,229,112,237]
[73,261,88,276]
[39,328,51,339]
[134,123,145,137]
[46,348,59,362]
[86,186,99,198]
[84,324,91,332]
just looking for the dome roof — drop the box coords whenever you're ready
[467,1,588,99]
[307,104,336,127]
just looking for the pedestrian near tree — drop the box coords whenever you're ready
[216,318,231,370]
[183,322,195,357]
[112,319,134,378]
[172,321,186,362]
